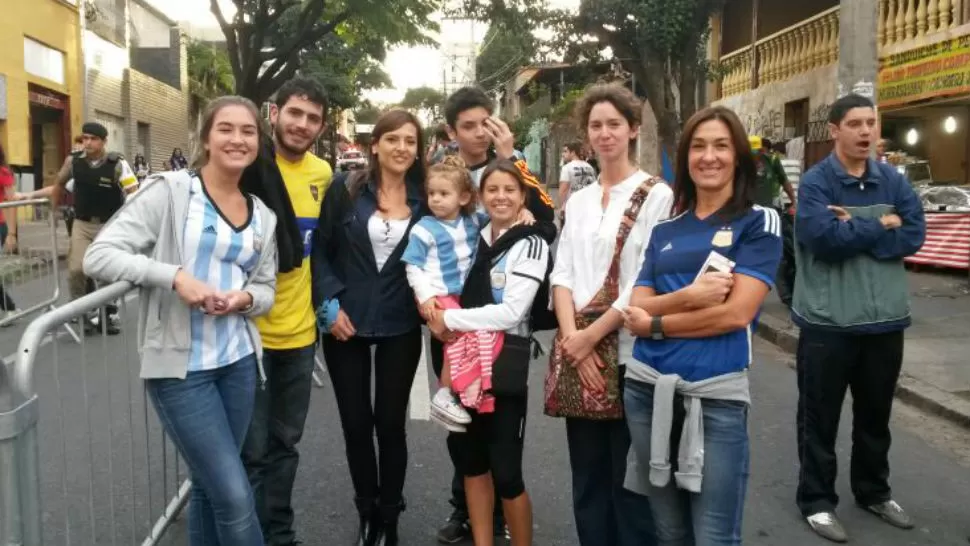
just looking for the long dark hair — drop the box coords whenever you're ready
[0,142,6,168]
[352,109,427,204]
[672,106,756,220]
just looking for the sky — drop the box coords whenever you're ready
[148,0,578,105]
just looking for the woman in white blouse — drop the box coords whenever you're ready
[428,160,553,546]
[547,83,673,546]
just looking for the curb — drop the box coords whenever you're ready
[756,313,970,430]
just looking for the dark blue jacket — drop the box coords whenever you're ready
[311,172,427,338]
[792,154,926,334]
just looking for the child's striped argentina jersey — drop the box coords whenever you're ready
[402,214,482,304]
[183,173,264,372]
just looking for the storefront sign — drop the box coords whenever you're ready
[878,35,970,107]
[28,89,66,110]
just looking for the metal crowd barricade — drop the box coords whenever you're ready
[0,198,78,342]
[1,281,190,545]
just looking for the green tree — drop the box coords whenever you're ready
[475,23,537,93]
[460,0,724,158]
[400,86,446,121]
[210,0,440,104]
[186,40,234,115]
[355,103,383,124]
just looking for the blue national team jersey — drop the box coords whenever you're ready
[632,206,782,382]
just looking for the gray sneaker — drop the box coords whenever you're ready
[806,512,849,543]
[862,499,914,530]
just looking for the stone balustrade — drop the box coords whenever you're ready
[717,0,970,98]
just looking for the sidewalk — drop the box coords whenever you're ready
[17,220,70,259]
[757,268,970,429]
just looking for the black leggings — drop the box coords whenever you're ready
[322,328,422,506]
[447,395,528,500]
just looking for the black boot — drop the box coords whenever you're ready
[354,497,379,546]
[374,500,406,546]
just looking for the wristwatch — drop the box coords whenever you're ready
[651,315,664,341]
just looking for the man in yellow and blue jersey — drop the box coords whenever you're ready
[242,78,332,546]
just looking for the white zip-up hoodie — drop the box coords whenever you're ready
[83,170,278,381]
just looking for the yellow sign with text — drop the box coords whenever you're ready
[878,35,970,107]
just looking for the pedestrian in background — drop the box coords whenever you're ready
[547,83,672,546]
[0,142,20,324]
[557,140,596,221]
[312,109,428,546]
[170,147,190,170]
[792,94,925,543]
[621,106,782,544]
[84,95,280,546]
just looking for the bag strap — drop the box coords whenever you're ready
[610,176,659,267]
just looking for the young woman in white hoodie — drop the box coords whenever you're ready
[83,96,278,546]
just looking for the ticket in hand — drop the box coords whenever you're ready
[695,250,736,282]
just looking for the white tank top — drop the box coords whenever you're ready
[368,214,410,271]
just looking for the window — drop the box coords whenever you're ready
[137,122,150,158]
[784,98,809,139]
[23,38,65,85]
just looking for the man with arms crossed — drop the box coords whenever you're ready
[242,78,333,546]
[793,94,925,543]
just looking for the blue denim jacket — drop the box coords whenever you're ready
[311,172,427,338]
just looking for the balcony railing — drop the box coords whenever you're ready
[718,0,970,98]
[879,0,968,48]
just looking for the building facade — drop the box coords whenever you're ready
[85,0,190,171]
[0,0,84,192]
[710,0,970,183]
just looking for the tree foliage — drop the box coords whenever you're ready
[400,86,446,121]
[210,0,440,104]
[460,0,724,156]
[186,40,235,115]
[354,103,383,125]
[475,23,537,94]
[301,33,392,112]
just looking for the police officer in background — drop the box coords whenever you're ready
[22,122,139,334]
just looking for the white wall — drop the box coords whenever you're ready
[130,2,171,48]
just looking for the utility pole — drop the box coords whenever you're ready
[837,0,879,102]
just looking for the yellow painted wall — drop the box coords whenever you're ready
[0,0,83,167]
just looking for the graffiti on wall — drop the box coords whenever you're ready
[743,109,784,141]
[807,102,833,143]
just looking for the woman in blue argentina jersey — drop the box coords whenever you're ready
[621,106,782,545]
[84,96,278,546]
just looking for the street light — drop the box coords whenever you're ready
[943,115,958,134]
[905,128,919,146]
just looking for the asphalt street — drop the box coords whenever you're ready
[2,275,969,545]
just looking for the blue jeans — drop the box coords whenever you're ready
[242,344,316,545]
[624,379,749,546]
[147,354,263,546]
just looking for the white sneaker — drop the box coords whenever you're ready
[431,388,472,424]
[430,409,467,433]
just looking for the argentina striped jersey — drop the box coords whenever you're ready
[183,173,263,372]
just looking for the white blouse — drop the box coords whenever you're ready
[369,214,410,271]
[550,170,674,366]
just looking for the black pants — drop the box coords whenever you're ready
[430,337,505,524]
[242,344,316,545]
[447,394,528,500]
[323,329,422,506]
[796,328,905,516]
[566,418,656,546]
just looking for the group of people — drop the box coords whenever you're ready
[45,68,920,546]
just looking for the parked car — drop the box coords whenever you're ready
[337,150,367,171]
